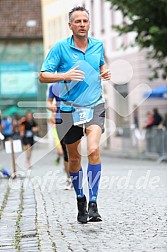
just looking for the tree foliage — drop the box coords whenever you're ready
[107,0,167,79]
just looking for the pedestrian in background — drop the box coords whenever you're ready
[152,108,163,127]
[12,114,21,140]
[39,6,111,223]
[143,112,154,129]
[49,112,64,164]
[20,111,38,168]
[47,83,73,190]
[1,116,13,141]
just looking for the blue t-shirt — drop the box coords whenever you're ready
[2,119,13,136]
[41,36,105,111]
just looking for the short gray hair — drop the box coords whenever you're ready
[69,6,89,21]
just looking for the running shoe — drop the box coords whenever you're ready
[88,202,102,222]
[64,179,73,190]
[55,156,60,165]
[77,195,88,224]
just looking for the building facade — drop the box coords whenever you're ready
[0,0,46,120]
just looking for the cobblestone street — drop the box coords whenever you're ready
[0,145,167,252]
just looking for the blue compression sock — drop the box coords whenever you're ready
[87,163,101,202]
[70,168,84,199]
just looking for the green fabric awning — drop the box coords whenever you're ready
[2,106,29,117]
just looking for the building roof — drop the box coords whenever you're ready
[0,0,43,39]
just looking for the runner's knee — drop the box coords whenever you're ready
[88,147,100,163]
[68,156,81,172]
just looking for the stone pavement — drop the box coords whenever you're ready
[0,144,167,252]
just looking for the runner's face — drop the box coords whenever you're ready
[68,11,90,38]
[26,112,32,121]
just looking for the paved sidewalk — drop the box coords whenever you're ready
[0,145,167,251]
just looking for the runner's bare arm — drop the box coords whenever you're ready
[39,66,85,83]
[100,64,111,81]
[47,98,57,113]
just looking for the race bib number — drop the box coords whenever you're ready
[72,107,94,125]
[25,130,33,137]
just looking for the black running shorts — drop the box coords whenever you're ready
[56,103,105,145]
